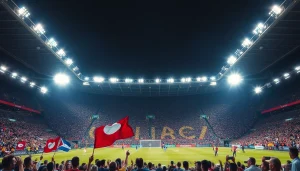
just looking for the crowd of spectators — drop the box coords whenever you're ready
[0,107,56,155]
[232,109,300,148]
[1,147,299,171]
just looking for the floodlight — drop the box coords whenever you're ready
[29,82,35,87]
[253,23,266,35]
[274,78,280,84]
[110,77,118,83]
[138,79,144,83]
[84,77,90,81]
[227,55,237,65]
[11,72,18,78]
[269,5,283,16]
[283,73,290,79]
[254,87,262,94]
[181,78,186,83]
[40,86,48,94]
[210,76,216,81]
[77,73,81,76]
[167,78,174,83]
[242,38,253,48]
[155,78,161,83]
[33,23,45,34]
[93,76,104,83]
[0,65,7,73]
[65,58,73,66]
[202,77,207,82]
[54,73,70,86]
[73,66,79,71]
[56,49,66,57]
[227,73,242,86]
[186,77,191,82]
[46,38,58,48]
[125,78,133,83]
[295,66,300,73]
[210,82,217,86]
[83,82,90,86]
[196,77,201,82]
[18,7,30,18]
[21,77,27,83]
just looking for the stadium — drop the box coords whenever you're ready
[1,0,300,171]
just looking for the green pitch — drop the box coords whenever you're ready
[31,147,290,166]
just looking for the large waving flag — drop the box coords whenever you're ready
[94,116,134,148]
[58,139,71,152]
[44,137,61,153]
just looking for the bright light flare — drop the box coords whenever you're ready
[253,23,266,35]
[227,55,237,65]
[254,87,262,94]
[274,78,280,84]
[138,79,144,83]
[210,82,217,86]
[18,7,30,18]
[46,38,58,48]
[54,73,70,86]
[0,65,7,73]
[227,73,243,86]
[283,73,290,79]
[93,76,104,83]
[65,58,73,66]
[270,5,283,16]
[11,72,18,78]
[33,23,45,34]
[29,82,35,87]
[125,78,133,83]
[210,76,216,81]
[155,78,161,83]
[295,66,300,73]
[73,66,79,71]
[56,49,66,57]
[21,77,27,83]
[40,86,48,94]
[110,77,118,83]
[242,38,253,48]
[83,82,90,86]
[167,78,174,83]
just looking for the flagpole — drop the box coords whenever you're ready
[53,138,62,158]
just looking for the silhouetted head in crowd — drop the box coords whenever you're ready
[136,158,143,169]
[163,166,167,171]
[97,160,106,168]
[47,162,54,171]
[158,163,162,168]
[24,156,33,169]
[177,162,181,168]
[229,163,238,171]
[109,162,117,171]
[183,161,189,170]
[195,161,201,171]
[261,161,269,171]
[148,162,152,169]
[2,155,16,170]
[247,157,256,167]
[71,157,80,169]
[201,160,209,171]
[289,147,299,159]
[115,158,122,169]
[269,158,281,171]
[171,161,174,166]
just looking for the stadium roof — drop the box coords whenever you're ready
[0,0,300,96]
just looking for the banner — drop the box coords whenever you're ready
[231,144,241,148]
[0,99,40,114]
[261,100,300,114]
[254,145,264,150]
[176,144,196,147]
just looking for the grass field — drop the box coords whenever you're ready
[30,147,290,166]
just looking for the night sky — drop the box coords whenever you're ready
[16,0,282,78]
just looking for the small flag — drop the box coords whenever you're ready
[58,139,71,152]
[44,137,61,153]
[16,141,26,150]
[94,116,134,148]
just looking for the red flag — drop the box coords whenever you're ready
[16,141,26,150]
[94,116,134,148]
[44,137,61,153]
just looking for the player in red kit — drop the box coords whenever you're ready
[233,146,237,157]
[214,146,218,156]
